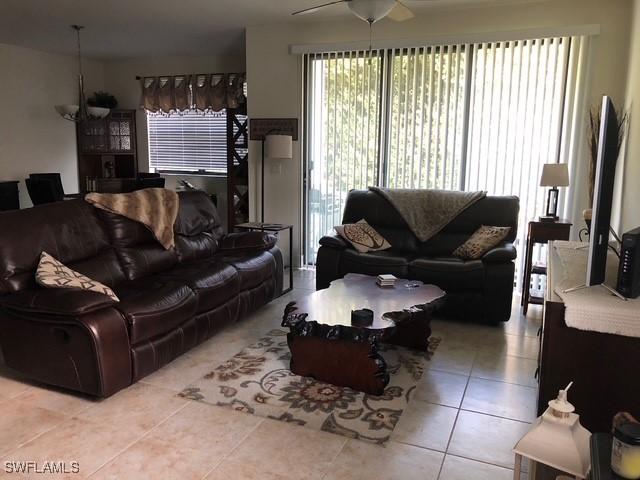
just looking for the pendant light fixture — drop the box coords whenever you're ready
[55,25,110,122]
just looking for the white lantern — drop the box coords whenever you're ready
[513,382,591,479]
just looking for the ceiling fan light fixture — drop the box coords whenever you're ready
[347,0,397,23]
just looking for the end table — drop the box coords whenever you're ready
[521,219,572,314]
[235,222,293,295]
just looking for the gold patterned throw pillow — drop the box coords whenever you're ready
[453,225,511,260]
[35,252,120,302]
[334,219,391,253]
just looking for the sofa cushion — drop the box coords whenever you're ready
[0,199,112,294]
[174,191,224,262]
[453,226,511,259]
[113,278,197,344]
[335,219,391,253]
[67,249,126,288]
[340,249,411,278]
[158,261,240,313]
[36,252,119,302]
[98,210,179,281]
[409,257,484,291]
[218,251,276,290]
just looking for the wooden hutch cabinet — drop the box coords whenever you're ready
[76,109,138,193]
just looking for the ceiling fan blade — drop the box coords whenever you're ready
[387,1,415,21]
[292,0,347,16]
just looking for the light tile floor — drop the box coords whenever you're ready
[0,268,542,479]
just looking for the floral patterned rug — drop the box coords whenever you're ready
[179,329,440,445]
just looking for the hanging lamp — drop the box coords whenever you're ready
[55,25,110,122]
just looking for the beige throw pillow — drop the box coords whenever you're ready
[453,225,511,260]
[36,251,120,302]
[335,219,391,253]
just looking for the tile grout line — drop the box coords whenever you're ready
[444,452,516,473]
[435,364,475,480]
[206,417,267,468]
[195,417,268,480]
[84,398,192,478]
[321,436,350,478]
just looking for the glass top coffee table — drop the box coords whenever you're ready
[282,273,446,395]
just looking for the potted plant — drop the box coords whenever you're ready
[87,91,118,109]
[584,101,627,233]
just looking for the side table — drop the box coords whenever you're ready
[235,222,293,295]
[521,219,571,314]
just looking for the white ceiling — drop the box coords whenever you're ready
[0,0,540,60]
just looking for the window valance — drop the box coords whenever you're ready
[140,72,246,115]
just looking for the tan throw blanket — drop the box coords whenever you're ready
[85,188,179,250]
[369,187,486,242]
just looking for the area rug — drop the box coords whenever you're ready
[179,329,440,445]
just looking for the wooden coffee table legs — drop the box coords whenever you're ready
[383,308,433,351]
[287,334,389,395]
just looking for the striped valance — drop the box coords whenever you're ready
[140,72,246,115]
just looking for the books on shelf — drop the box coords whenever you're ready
[376,274,396,288]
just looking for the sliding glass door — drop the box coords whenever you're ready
[304,37,581,288]
[305,51,383,263]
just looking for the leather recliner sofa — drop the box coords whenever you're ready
[316,189,519,324]
[0,191,283,397]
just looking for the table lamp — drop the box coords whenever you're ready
[262,134,292,223]
[513,382,591,480]
[540,163,569,222]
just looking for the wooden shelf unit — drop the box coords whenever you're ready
[76,109,138,193]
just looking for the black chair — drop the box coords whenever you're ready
[29,173,65,200]
[137,177,165,189]
[25,178,62,205]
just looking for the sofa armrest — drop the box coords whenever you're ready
[482,243,517,263]
[1,289,117,316]
[319,234,349,250]
[219,231,277,253]
[0,303,132,397]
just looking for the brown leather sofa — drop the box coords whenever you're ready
[316,189,519,324]
[0,191,282,397]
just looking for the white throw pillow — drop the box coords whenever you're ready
[35,251,119,302]
[334,219,392,253]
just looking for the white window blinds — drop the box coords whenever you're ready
[147,110,229,174]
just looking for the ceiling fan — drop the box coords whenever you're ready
[292,0,416,24]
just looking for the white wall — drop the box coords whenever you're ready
[0,43,103,207]
[246,0,633,266]
[621,0,640,232]
[102,54,245,229]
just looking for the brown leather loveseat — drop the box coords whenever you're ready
[0,191,282,397]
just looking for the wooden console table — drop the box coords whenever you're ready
[537,243,640,433]
[521,219,571,314]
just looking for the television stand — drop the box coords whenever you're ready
[562,282,627,300]
[538,241,640,434]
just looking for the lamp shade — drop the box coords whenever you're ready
[265,135,293,160]
[540,163,569,187]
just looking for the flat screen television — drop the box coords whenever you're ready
[586,95,619,286]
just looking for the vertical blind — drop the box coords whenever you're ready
[148,110,229,174]
[307,51,383,254]
[305,36,586,292]
[386,45,468,190]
